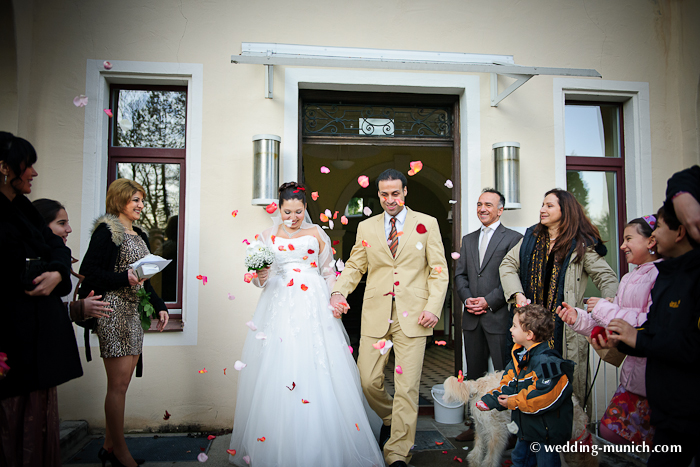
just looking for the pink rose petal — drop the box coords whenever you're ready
[388,319,394,323]
[243,455,251,464]
[320,166,330,174]
[255,332,267,340]
[395,365,403,374]
[449,200,458,204]
[328,220,334,229]
[246,321,257,331]
[403,311,409,317]
[73,95,88,107]
[197,453,208,462]
[348,345,353,354]
[358,175,370,188]
[234,361,246,371]
[103,61,113,70]
[104,109,113,118]
[228,293,236,300]
[363,206,372,216]
[444,179,453,189]
[341,215,348,225]
[380,340,393,355]
[451,252,461,260]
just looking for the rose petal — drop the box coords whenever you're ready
[395,365,403,374]
[336,259,345,271]
[265,202,278,214]
[416,223,427,234]
[228,293,235,300]
[403,311,409,317]
[163,410,171,420]
[231,210,238,217]
[449,199,458,204]
[198,368,207,374]
[436,441,444,445]
[415,242,423,250]
[293,268,301,272]
[328,220,334,229]
[278,245,287,251]
[312,192,319,201]
[227,449,236,456]
[341,215,348,225]
[362,240,370,247]
[394,281,399,286]
[223,368,227,375]
[397,199,405,206]
[363,206,372,216]
[308,249,315,254]
[357,175,369,188]
[458,370,464,382]
[287,279,294,287]
[301,399,310,404]
[234,361,247,370]
[255,332,267,340]
[388,319,394,323]
[243,455,250,464]
[409,161,423,175]
[270,235,276,243]
[383,292,395,297]
[356,423,360,431]
[73,95,88,107]
[243,273,253,283]
[435,340,446,346]
[372,339,387,350]
[348,345,353,354]
[444,179,453,189]
[207,435,216,440]
[333,211,338,219]
[242,239,250,245]
[103,61,112,70]
[451,252,461,260]
[379,340,393,355]
[300,284,308,291]
[257,437,266,442]
[434,266,442,274]
[251,272,258,278]
[104,109,113,118]
[320,213,329,222]
[198,453,208,462]
[310,262,318,268]
[320,166,330,173]
[288,244,295,251]
[397,231,404,237]
[196,275,203,280]
[287,381,296,391]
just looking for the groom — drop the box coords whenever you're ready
[331,169,448,467]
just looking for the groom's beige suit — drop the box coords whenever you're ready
[333,207,448,465]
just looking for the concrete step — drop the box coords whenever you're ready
[60,420,90,464]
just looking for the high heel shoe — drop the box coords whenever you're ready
[97,447,109,467]
[106,451,145,466]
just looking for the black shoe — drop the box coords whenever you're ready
[389,461,408,467]
[97,447,109,467]
[379,423,391,449]
[106,451,144,467]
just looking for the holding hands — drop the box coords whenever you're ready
[465,297,488,315]
[330,293,350,319]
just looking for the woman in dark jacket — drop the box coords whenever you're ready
[0,132,83,466]
[79,178,168,467]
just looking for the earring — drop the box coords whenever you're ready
[2,175,6,184]
[649,249,655,255]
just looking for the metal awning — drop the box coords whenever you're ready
[231,43,601,106]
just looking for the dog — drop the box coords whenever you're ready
[444,371,598,467]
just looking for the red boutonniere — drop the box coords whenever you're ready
[416,223,427,234]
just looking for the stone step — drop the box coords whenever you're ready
[59,420,89,464]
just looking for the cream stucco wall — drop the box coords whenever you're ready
[2,0,699,430]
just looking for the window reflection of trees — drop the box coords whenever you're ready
[115,90,186,149]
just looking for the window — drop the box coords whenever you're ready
[108,84,187,325]
[565,102,627,295]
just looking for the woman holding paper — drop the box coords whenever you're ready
[79,178,168,467]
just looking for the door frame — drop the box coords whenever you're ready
[284,69,481,373]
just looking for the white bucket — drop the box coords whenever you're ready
[431,384,464,424]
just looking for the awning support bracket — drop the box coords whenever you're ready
[490,73,533,107]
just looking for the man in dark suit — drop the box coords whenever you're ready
[453,188,522,440]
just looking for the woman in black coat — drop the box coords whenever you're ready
[0,132,83,466]
[79,178,168,467]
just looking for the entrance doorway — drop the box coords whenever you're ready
[299,90,463,406]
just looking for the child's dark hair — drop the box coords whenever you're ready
[278,181,307,207]
[0,131,38,189]
[626,217,654,238]
[657,204,700,249]
[32,198,66,226]
[514,304,555,343]
[376,168,407,190]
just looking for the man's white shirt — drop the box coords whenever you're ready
[383,206,408,242]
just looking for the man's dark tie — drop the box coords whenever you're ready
[389,217,398,257]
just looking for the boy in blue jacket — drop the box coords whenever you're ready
[479,304,574,467]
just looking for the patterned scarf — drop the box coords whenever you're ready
[526,233,562,348]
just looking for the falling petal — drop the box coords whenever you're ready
[198,368,208,374]
[451,252,461,260]
[436,441,444,446]
[243,455,250,464]
[265,202,278,214]
[242,239,250,245]
[341,215,348,225]
[442,451,447,454]
[255,332,267,340]
[207,435,216,440]
[362,240,370,247]
[355,423,360,431]
[394,281,400,286]
[104,109,113,118]
[333,211,338,219]
[228,293,235,300]
[288,244,295,251]
[286,382,296,391]
[372,339,387,350]
[283,219,293,227]
[416,223,427,234]
[328,220,334,229]
[234,361,247,370]
[395,365,403,374]
[449,199,458,204]
[302,256,309,260]
[348,346,353,354]
[320,213,329,222]
[388,319,394,323]
[435,340,447,346]
[271,235,276,243]
[434,266,443,274]
[278,246,287,251]
[408,169,415,176]
[312,192,319,201]
[458,370,464,383]
[336,259,345,271]
[357,175,370,188]
[397,199,405,206]
[292,268,301,273]
[403,311,409,317]
[383,292,395,297]
[301,399,310,404]
[379,340,393,355]
[163,410,171,420]
[323,209,331,218]
[198,453,208,462]
[363,206,372,216]
[231,210,238,217]
[453,457,463,463]
[307,249,315,254]
[103,60,112,70]
[251,272,258,278]
[397,231,404,237]
[243,273,253,283]
[444,179,453,189]
[227,449,236,456]
[320,166,330,174]
[415,242,423,250]
[196,275,203,280]
[73,95,88,107]
[409,160,423,175]
[287,279,294,287]
[257,437,266,442]
[300,284,309,291]
[223,368,227,375]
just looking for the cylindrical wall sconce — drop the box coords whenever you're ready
[493,142,521,210]
[252,134,280,205]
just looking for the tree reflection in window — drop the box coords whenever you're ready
[114,90,186,149]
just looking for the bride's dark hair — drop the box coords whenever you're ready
[278,181,307,207]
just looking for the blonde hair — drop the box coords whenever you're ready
[106,179,146,216]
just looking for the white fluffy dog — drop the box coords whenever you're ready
[443,371,598,467]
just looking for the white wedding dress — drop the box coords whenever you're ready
[229,234,384,467]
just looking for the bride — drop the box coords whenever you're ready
[229,182,384,467]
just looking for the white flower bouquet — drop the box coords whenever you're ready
[244,241,275,271]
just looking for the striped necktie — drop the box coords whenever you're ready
[388,217,398,257]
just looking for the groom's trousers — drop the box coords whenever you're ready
[358,303,426,465]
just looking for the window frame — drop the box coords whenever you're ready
[565,101,628,277]
[107,83,188,326]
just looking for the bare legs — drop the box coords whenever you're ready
[102,355,139,467]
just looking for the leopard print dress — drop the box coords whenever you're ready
[96,233,150,358]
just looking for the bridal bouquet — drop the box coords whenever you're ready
[244,241,275,271]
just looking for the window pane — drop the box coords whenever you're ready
[345,197,364,216]
[114,90,186,148]
[117,162,180,302]
[567,170,619,296]
[565,104,620,158]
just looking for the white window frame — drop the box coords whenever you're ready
[553,78,653,221]
[79,60,202,346]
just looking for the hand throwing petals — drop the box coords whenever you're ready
[255,332,267,340]
[451,252,461,260]
[311,191,319,201]
[357,175,370,188]
[363,206,372,216]
[234,361,246,370]
[415,242,423,250]
[341,215,348,225]
[320,166,330,173]
[265,202,278,214]
[444,179,454,189]
[395,365,403,374]
[73,95,88,107]
[246,321,257,331]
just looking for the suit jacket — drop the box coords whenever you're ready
[454,223,522,334]
[333,207,449,338]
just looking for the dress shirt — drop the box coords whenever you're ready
[384,206,408,242]
[477,220,500,253]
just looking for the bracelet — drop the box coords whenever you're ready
[330,291,343,297]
